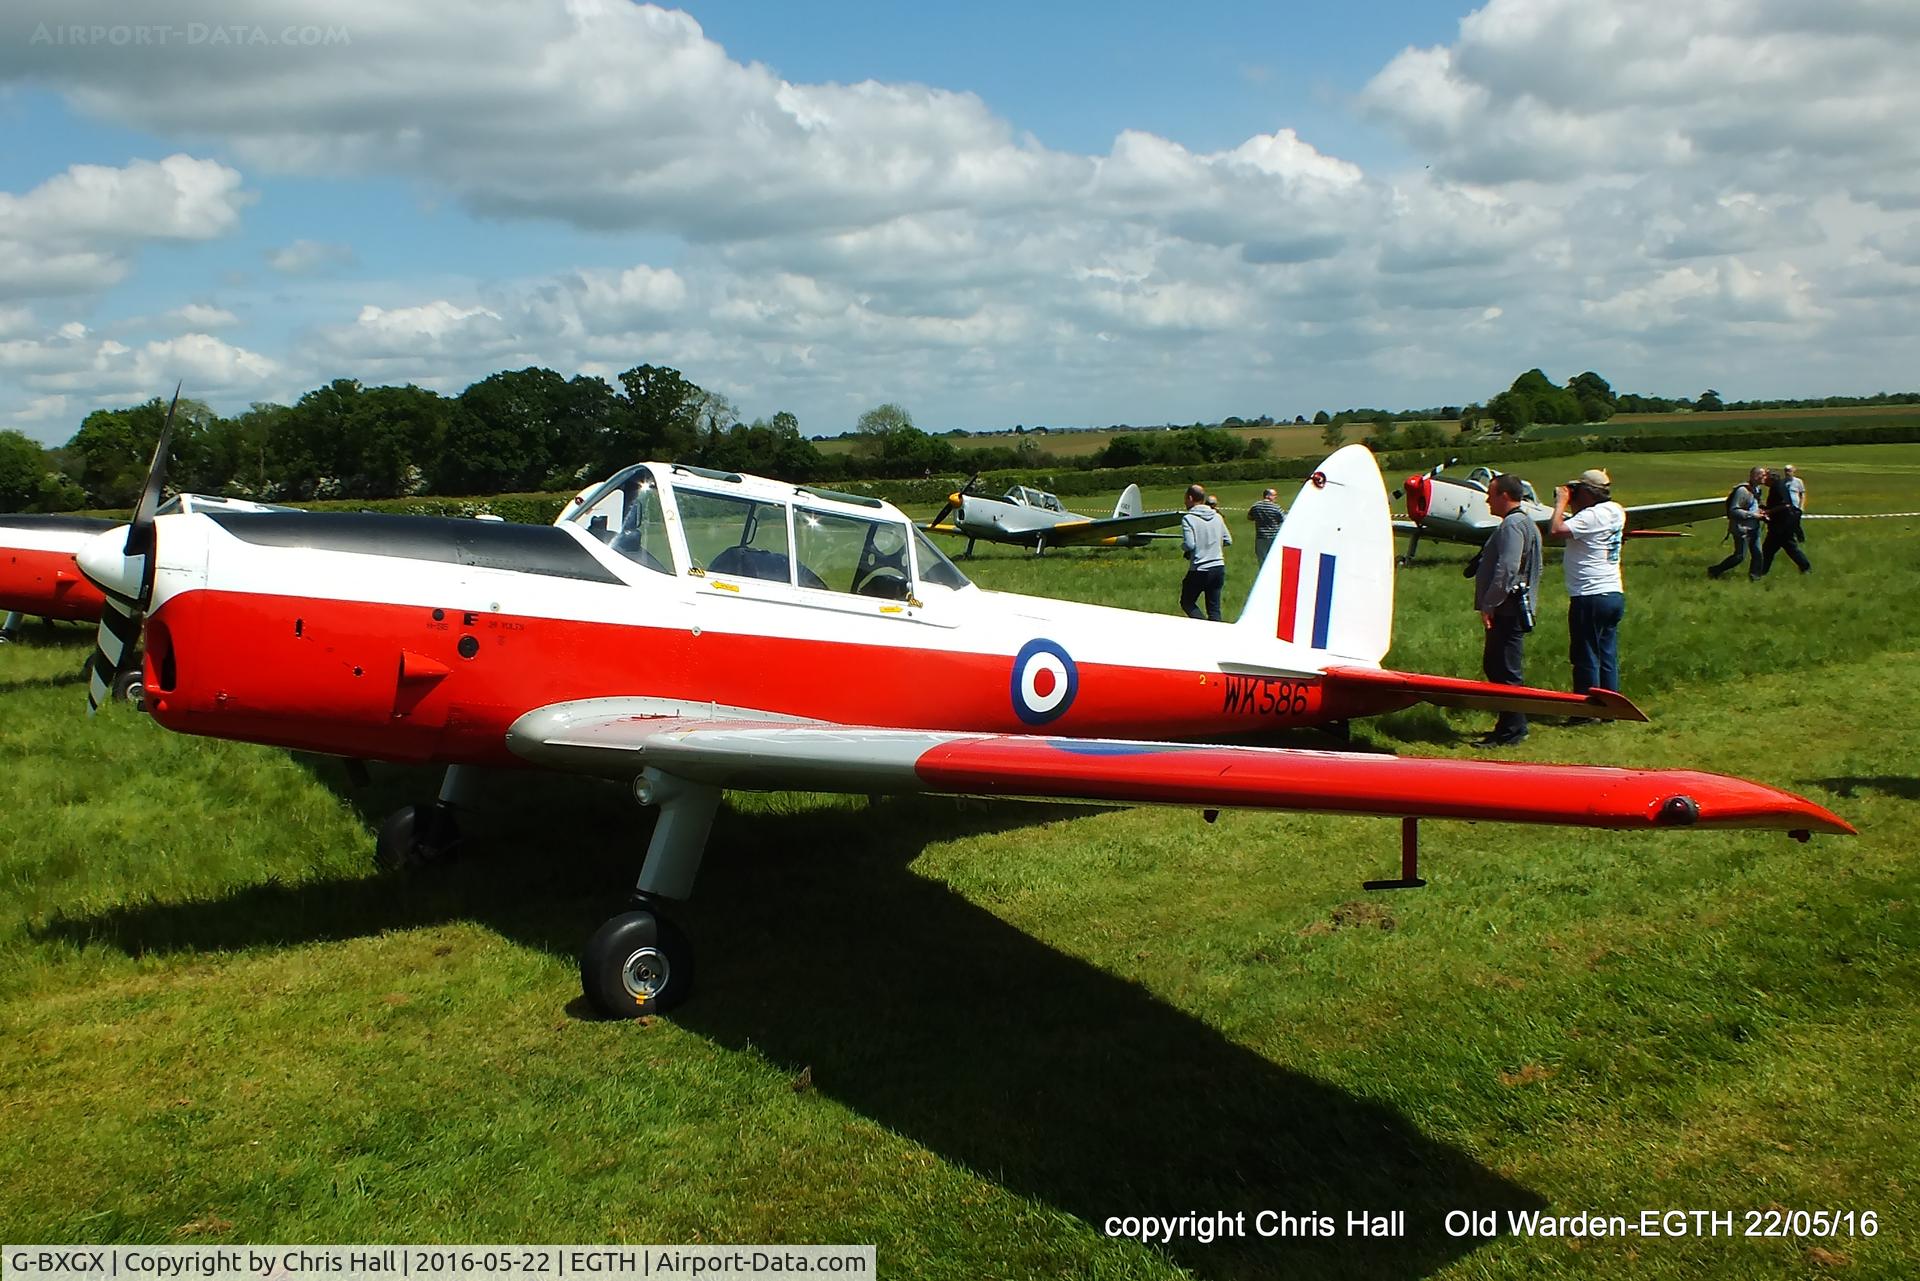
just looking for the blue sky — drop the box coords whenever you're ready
[2,0,1917,444]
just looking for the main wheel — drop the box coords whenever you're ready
[581,910,693,1017]
[374,803,461,871]
[111,669,145,708]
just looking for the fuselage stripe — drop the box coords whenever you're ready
[1311,552,1337,650]
[1276,545,1302,642]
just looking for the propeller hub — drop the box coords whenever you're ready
[76,527,142,601]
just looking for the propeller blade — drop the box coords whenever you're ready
[85,596,143,716]
[84,383,180,715]
[123,382,180,568]
[925,471,981,531]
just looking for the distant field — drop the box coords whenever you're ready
[816,421,1392,460]
[1522,403,1920,441]
[1621,403,1920,425]
[2,442,1915,1278]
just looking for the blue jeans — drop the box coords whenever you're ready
[1568,592,1625,694]
[1181,565,1225,621]
[1710,525,1760,577]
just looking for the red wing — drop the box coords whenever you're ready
[507,703,1851,835]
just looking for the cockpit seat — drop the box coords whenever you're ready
[709,544,795,584]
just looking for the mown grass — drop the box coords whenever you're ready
[2,445,1916,1278]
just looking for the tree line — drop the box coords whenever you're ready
[4,360,1914,512]
[0,367,1272,511]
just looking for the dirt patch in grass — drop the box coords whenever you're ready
[1299,900,1397,936]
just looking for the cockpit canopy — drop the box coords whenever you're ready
[1450,467,1539,504]
[564,463,971,598]
[1001,485,1065,512]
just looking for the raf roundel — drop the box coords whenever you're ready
[1010,638,1078,725]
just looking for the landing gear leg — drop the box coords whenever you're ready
[1364,817,1429,891]
[580,768,718,1017]
[964,538,977,559]
[0,611,20,643]
[374,764,480,870]
[1396,529,1423,568]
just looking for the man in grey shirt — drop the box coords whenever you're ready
[1473,473,1543,746]
[1247,488,1286,563]
[1180,482,1229,621]
[1709,466,1767,579]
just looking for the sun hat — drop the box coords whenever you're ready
[1566,467,1612,494]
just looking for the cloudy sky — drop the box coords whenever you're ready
[1,0,1916,444]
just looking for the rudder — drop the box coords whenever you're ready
[1235,445,1395,664]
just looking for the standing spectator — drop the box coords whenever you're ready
[1708,466,1768,579]
[1205,494,1233,547]
[1473,474,1543,747]
[1247,488,1287,564]
[1752,466,1812,579]
[1784,463,1808,544]
[1550,468,1627,698]
[1179,483,1229,621]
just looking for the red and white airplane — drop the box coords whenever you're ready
[70,417,1851,1017]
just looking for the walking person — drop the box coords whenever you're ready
[1551,468,1627,698]
[1247,488,1286,564]
[1708,466,1767,579]
[1473,474,1543,746]
[1752,466,1812,579]
[1179,483,1229,621]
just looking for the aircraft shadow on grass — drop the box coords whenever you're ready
[1805,775,1920,801]
[41,761,1542,1281]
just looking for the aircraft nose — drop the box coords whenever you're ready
[76,527,138,600]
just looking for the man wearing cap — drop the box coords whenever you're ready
[1551,468,1627,701]
[1784,463,1809,546]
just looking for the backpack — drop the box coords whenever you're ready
[1725,484,1754,529]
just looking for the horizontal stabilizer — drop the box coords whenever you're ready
[1322,666,1648,722]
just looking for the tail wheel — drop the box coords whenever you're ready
[581,910,694,1017]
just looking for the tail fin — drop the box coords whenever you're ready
[1236,444,1395,665]
[1112,483,1144,519]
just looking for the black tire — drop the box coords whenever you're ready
[111,669,145,708]
[581,910,694,1017]
[374,803,460,871]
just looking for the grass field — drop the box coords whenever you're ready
[2,445,1916,1278]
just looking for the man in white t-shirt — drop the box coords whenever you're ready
[1550,468,1627,703]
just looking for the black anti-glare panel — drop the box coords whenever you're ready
[0,514,121,534]
[207,512,625,585]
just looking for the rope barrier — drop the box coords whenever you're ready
[1800,512,1920,520]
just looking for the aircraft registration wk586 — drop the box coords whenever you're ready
[71,402,1851,1016]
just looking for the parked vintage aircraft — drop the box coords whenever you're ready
[1394,460,1723,562]
[71,414,1850,1017]
[925,476,1181,555]
[0,494,290,646]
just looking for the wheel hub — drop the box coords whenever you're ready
[620,946,670,1004]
